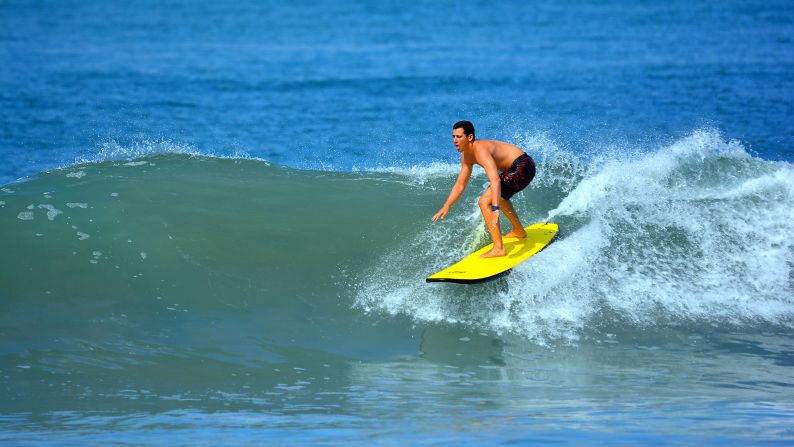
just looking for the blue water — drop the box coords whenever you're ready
[3,0,793,182]
[2,0,794,445]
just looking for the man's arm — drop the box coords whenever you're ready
[432,158,473,221]
[476,148,502,209]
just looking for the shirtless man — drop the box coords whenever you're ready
[432,121,536,258]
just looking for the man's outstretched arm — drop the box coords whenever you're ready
[432,160,473,221]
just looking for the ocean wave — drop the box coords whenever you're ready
[1,129,791,351]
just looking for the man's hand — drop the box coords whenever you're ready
[432,206,449,222]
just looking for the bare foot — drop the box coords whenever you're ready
[480,247,507,258]
[503,229,527,239]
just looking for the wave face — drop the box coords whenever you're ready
[1,131,791,361]
[0,151,429,362]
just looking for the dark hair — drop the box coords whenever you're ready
[453,120,475,140]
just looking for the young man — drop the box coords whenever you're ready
[432,121,536,258]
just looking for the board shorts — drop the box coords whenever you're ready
[499,153,536,200]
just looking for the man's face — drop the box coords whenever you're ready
[452,128,471,152]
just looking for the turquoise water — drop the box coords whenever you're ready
[2,0,794,445]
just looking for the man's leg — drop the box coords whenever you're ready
[499,198,526,238]
[478,188,506,258]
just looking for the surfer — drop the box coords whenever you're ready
[432,121,536,258]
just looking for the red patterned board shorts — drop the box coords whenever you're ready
[499,153,536,200]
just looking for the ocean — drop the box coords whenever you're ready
[1,0,793,445]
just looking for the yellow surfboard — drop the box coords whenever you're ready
[426,222,558,284]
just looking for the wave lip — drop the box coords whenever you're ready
[69,138,271,170]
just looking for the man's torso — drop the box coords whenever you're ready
[464,140,525,172]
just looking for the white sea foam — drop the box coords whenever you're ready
[16,205,64,221]
[37,204,63,221]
